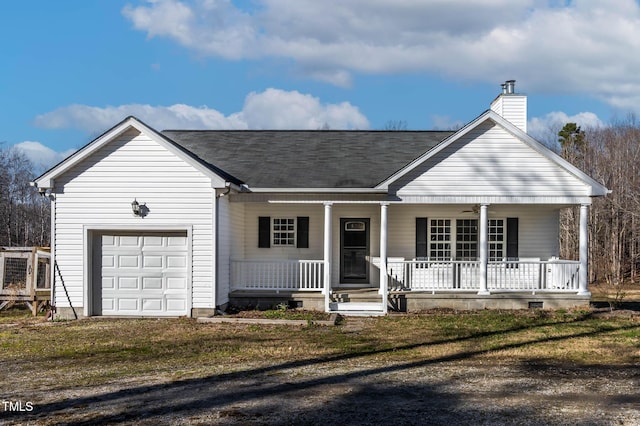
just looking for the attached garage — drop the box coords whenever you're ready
[92,231,190,316]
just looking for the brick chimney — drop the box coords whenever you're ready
[490,80,527,133]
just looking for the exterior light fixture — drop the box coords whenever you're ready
[131,199,141,216]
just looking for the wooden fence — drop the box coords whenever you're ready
[0,247,51,315]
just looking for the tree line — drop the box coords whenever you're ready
[0,146,50,247]
[557,119,640,289]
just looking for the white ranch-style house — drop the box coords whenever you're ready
[33,81,609,318]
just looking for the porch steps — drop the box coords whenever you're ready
[328,301,386,316]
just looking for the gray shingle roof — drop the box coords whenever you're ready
[162,130,454,188]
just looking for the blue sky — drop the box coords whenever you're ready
[2,0,639,171]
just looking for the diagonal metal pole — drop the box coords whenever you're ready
[55,261,77,320]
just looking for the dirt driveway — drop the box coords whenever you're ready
[3,353,640,422]
[3,357,639,425]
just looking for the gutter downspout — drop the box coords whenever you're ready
[49,191,56,318]
[31,181,57,320]
[212,182,232,315]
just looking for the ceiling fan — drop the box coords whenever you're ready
[461,204,496,214]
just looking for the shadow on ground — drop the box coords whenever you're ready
[2,316,639,425]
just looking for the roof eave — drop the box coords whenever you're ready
[247,187,388,193]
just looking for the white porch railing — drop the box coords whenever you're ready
[230,258,580,293]
[231,259,324,291]
[387,259,580,293]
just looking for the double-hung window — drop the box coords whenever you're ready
[419,217,511,261]
[488,219,505,260]
[429,219,451,260]
[273,218,295,246]
[258,216,309,249]
[455,219,478,260]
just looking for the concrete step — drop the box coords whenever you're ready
[332,290,382,303]
[328,301,386,316]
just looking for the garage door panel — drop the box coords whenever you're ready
[102,277,115,289]
[166,298,187,311]
[143,255,163,268]
[168,236,187,247]
[97,232,188,316]
[166,277,187,289]
[119,236,141,247]
[118,298,139,311]
[102,255,115,268]
[118,277,139,289]
[143,236,164,246]
[102,298,114,311]
[142,299,163,312]
[142,277,163,289]
[167,256,186,268]
[119,256,140,268]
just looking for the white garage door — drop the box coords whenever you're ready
[96,232,189,316]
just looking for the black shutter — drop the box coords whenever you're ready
[258,216,270,248]
[416,217,428,258]
[297,217,309,248]
[506,217,519,259]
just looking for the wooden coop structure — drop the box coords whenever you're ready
[0,247,51,315]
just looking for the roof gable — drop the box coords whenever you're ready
[379,110,609,197]
[33,117,230,189]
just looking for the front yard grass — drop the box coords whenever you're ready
[1,306,638,393]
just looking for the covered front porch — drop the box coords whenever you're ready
[227,200,592,314]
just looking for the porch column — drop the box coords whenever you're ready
[578,203,590,296]
[379,203,389,303]
[323,202,333,311]
[478,203,490,295]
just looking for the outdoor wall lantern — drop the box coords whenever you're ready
[131,199,142,217]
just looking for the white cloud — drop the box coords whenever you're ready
[238,88,369,129]
[122,0,640,111]
[12,141,76,171]
[528,111,605,146]
[33,88,369,133]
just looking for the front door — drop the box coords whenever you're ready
[340,218,370,283]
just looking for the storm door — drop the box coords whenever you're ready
[340,218,370,283]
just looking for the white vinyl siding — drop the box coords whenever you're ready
[392,121,591,198]
[490,94,527,132]
[52,129,215,313]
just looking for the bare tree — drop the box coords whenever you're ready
[382,120,408,131]
[0,146,50,247]
[558,120,640,302]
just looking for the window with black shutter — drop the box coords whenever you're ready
[258,216,270,248]
[416,218,428,258]
[259,216,310,248]
[506,217,519,260]
[297,217,309,248]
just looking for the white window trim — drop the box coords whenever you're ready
[488,218,506,261]
[426,218,506,261]
[272,218,296,246]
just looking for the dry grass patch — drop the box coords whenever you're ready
[0,307,638,395]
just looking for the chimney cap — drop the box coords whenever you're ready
[504,79,516,94]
